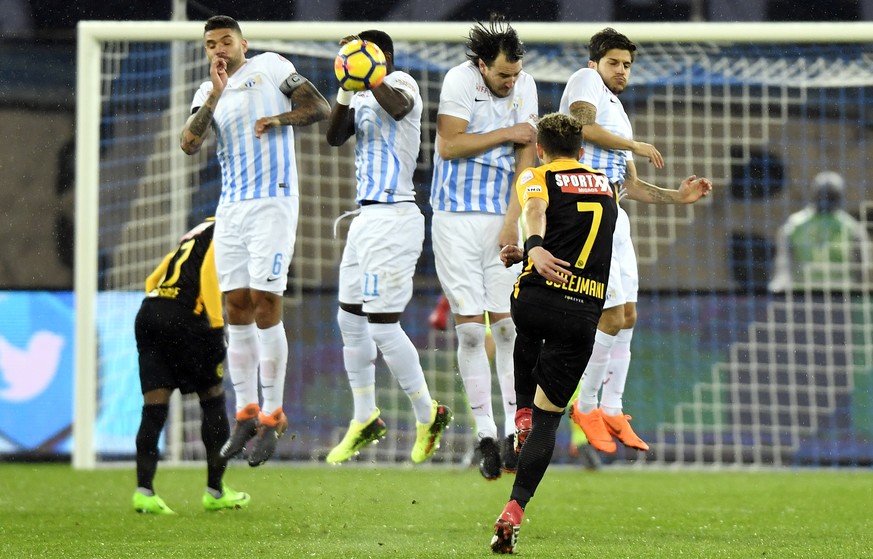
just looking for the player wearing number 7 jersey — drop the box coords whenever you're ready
[490,113,617,554]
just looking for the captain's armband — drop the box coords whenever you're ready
[280,73,310,96]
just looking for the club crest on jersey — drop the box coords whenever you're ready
[554,173,613,196]
[240,75,261,89]
[519,169,534,184]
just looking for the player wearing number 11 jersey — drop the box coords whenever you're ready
[325,29,452,465]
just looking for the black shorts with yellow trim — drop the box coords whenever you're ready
[510,288,601,408]
[134,298,226,394]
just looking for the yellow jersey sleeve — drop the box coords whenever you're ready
[199,242,224,329]
[515,166,550,207]
[144,253,173,294]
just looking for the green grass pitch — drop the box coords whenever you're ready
[1,463,871,558]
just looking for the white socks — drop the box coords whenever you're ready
[258,322,288,414]
[226,323,259,414]
[577,329,617,414]
[491,317,518,437]
[601,328,633,416]
[456,322,498,440]
[368,321,433,424]
[337,308,378,423]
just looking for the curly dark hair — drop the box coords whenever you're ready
[465,13,525,66]
[204,15,241,35]
[588,27,636,63]
[537,113,583,158]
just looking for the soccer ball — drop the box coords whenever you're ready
[334,39,387,91]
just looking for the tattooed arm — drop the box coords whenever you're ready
[181,56,228,155]
[180,92,219,155]
[254,81,331,138]
[624,159,713,204]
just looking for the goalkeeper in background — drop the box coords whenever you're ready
[132,218,249,515]
[490,113,617,553]
[324,30,452,465]
[180,15,330,467]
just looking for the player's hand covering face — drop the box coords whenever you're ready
[204,28,248,75]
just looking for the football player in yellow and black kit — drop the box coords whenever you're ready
[132,218,250,515]
[490,113,618,554]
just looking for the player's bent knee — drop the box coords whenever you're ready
[597,305,625,335]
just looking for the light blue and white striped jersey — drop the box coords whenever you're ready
[559,67,633,194]
[191,52,299,206]
[350,71,422,204]
[431,61,539,214]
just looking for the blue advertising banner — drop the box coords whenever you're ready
[0,292,75,452]
[0,291,145,457]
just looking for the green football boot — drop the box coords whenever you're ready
[132,491,176,515]
[202,486,251,512]
[326,408,388,464]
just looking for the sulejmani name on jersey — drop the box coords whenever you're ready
[545,274,605,299]
[554,172,613,196]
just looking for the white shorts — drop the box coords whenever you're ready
[432,211,520,316]
[214,197,298,294]
[604,206,639,310]
[338,202,424,314]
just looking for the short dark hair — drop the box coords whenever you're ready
[537,113,583,159]
[465,13,524,66]
[358,29,394,58]
[204,15,241,35]
[588,27,636,63]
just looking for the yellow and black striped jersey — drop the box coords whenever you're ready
[513,159,618,309]
[144,218,223,328]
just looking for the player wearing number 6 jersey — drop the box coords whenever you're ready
[181,15,330,466]
[325,30,452,465]
[490,113,617,554]
[133,218,250,515]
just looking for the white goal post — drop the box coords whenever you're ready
[74,20,873,469]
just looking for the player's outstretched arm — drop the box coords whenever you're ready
[623,160,712,205]
[626,175,713,204]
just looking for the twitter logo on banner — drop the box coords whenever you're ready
[0,292,74,451]
[0,331,65,402]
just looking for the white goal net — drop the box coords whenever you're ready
[74,21,873,469]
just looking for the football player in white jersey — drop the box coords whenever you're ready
[324,30,453,465]
[180,15,330,467]
[431,14,538,480]
[558,28,712,454]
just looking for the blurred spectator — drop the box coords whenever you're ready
[769,171,871,292]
